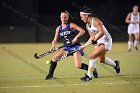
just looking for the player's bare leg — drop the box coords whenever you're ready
[45,49,67,80]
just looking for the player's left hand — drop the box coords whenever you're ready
[72,38,78,44]
[79,45,85,50]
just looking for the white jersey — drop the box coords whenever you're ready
[87,18,112,50]
[128,12,140,34]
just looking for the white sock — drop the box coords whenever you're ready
[87,59,96,78]
[104,57,116,67]
[128,41,132,49]
[134,40,138,47]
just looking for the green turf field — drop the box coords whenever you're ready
[0,43,140,93]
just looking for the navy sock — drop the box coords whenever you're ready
[80,63,88,70]
[48,60,57,76]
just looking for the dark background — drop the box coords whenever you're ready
[0,0,139,43]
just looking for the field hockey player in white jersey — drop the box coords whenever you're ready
[79,6,120,81]
[125,5,140,52]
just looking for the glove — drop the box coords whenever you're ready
[92,40,97,45]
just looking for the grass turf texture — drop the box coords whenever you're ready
[0,43,140,93]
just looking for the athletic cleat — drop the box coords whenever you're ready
[114,60,120,73]
[128,49,131,52]
[80,74,92,82]
[45,74,53,80]
[93,69,98,78]
[135,47,139,51]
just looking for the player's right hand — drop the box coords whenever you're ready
[50,47,55,53]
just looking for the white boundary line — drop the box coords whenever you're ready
[0,81,140,89]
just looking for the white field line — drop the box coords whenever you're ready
[0,81,140,89]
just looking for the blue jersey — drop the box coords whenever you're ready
[59,23,77,46]
[59,23,84,56]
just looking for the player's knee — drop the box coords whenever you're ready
[52,54,60,61]
[98,58,105,63]
[129,38,133,41]
[89,54,96,59]
[100,60,104,63]
[135,38,139,41]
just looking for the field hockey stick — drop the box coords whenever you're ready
[57,42,92,61]
[34,45,65,59]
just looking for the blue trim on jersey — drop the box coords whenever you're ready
[63,43,84,56]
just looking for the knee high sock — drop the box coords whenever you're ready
[80,63,88,70]
[48,60,57,76]
[104,57,116,67]
[128,41,132,49]
[134,40,138,47]
[87,59,96,78]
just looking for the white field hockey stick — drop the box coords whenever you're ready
[56,42,92,61]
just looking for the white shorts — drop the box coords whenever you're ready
[95,35,112,50]
[128,24,139,34]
